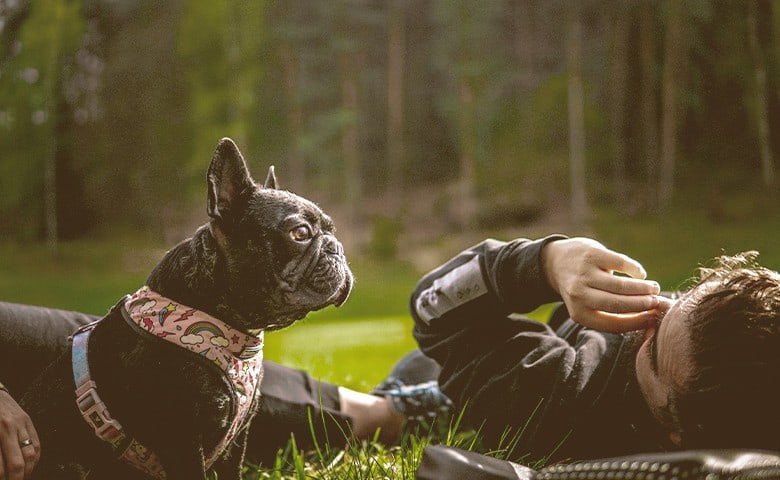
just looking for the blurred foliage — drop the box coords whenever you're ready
[0,0,777,256]
[368,215,403,260]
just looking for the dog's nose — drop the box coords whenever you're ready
[323,236,344,256]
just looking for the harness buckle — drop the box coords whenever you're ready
[75,380,126,448]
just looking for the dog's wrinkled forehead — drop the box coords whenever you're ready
[248,188,334,232]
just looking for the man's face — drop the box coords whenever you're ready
[633,284,715,441]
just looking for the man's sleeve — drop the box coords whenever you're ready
[410,236,609,460]
[410,237,565,325]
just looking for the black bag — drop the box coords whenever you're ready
[416,445,780,480]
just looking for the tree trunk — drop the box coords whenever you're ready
[280,43,306,193]
[773,1,780,104]
[386,0,406,217]
[340,53,363,233]
[44,142,57,254]
[455,78,478,231]
[512,0,537,90]
[747,0,776,189]
[608,1,630,210]
[639,1,659,212]
[566,2,589,228]
[44,1,66,254]
[226,6,247,148]
[658,0,686,210]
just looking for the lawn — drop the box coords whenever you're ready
[265,315,418,392]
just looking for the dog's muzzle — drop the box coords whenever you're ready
[284,234,352,305]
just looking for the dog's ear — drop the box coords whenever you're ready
[263,166,278,190]
[207,137,255,224]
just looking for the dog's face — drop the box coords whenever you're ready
[206,138,353,331]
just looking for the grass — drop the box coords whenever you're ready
[265,316,418,392]
[1,205,779,478]
[0,237,158,314]
[592,206,780,290]
[243,435,428,480]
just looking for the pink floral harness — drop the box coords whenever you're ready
[71,287,264,479]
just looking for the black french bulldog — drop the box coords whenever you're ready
[20,138,353,480]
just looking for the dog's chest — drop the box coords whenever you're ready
[76,288,265,478]
[121,288,263,452]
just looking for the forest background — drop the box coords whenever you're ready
[1,0,780,391]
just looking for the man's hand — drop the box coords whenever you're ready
[0,389,40,480]
[542,237,661,333]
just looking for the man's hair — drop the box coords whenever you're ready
[671,252,780,450]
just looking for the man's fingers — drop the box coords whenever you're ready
[590,248,648,280]
[21,444,37,479]
[20,423,39,478]
[613,254,647,279]
[588,270,661,296]
[584,289,659,314]
[24,419,40,461]
[573,309,657,333]
[0,437,25,480]
[567,291,658,320]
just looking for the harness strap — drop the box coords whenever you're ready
[122,287,263,463]
[71,323,167,480]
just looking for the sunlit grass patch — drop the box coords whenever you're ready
[265,315,418,391]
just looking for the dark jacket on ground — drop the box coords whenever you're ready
[411,237,670,465]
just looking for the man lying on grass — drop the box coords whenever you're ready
[1,234,779,478]
[410,235,780,462]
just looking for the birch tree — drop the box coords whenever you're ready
[639,1,659,212]
[608,0,631,210]
[658,0,686,211]
[566,1,589,227]
[385,0,406,217]
[747,0,775,190]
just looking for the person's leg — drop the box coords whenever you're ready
[248,361,407,463]
[247,351,449,465]
[246,360,355,465]
[0,302,98,395]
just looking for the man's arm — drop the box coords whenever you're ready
[410,236,661,459]
[411,237,581,458]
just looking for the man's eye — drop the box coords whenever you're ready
[290,225,312,242]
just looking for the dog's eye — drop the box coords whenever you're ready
[290,225,312,242]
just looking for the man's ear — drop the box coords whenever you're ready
[207,137,255,224]
[263,165,278,189]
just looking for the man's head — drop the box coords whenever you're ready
[635,252,780,450]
